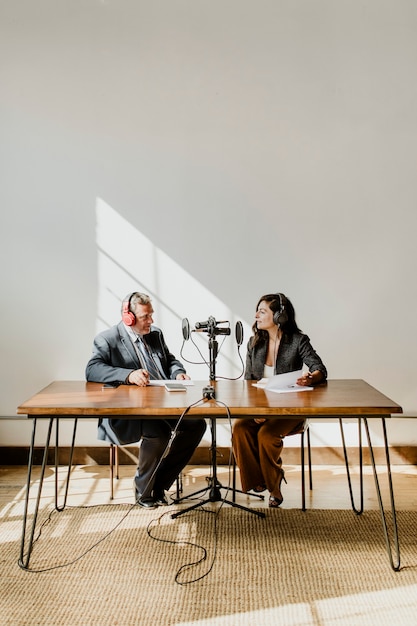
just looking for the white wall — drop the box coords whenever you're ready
[1,1,417,449]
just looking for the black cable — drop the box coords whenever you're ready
[18,396,208,573]
[138,398,204,498]
[181,333,244,381]
[19,396,238,583]
[215,345,245,380]
[180,334,214,368]
[147,398,236,585]
[18,501,137,573]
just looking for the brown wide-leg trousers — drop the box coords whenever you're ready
[232,417,305,494]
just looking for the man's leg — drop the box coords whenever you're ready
[134,420,172,502]
[153,418,206,493]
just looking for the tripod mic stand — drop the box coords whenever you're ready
[171,325,265,520]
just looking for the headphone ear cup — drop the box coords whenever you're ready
[273,309,288,326]
[278,310,288,325]
[122,301,136,326]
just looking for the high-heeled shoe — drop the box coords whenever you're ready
[269,470,287,508]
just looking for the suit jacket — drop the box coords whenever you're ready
[85,322,186,444]
[244,332,327,381]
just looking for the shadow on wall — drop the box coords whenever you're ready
[94,196,249,384]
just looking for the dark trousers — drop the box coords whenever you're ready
[134,418,206,497]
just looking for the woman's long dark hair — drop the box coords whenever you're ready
[251,293,301,348]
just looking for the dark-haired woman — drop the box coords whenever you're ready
[232,293,327,507]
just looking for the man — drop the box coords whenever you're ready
[86,292,206,508]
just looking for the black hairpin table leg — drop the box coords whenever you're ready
[19,417,53,569]
[54,418,78,511]
[364,417,400,571]
[19,416,78,569]
[339,418,364,515]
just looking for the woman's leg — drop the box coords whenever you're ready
[232,418,264,492]
[257,419,305,496]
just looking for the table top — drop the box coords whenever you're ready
[16,379,403,418]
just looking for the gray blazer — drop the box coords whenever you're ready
[85,321,186,385]
[85,321,187,444]
[245,332,327,381]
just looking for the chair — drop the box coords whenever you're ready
[109,443,183,500]
[231,421,313,511]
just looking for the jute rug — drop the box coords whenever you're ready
[1,503,417,626]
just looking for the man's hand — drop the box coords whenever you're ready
[176,373,190,380]
[128,369,150,386]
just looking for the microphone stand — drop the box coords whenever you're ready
[172,322,265,520]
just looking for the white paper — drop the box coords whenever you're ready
[148,379,195,386]
[252,378,269,388]
[253,369,313,393]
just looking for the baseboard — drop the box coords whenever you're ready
[1,445,416,466]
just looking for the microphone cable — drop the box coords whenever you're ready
[180,331,244,381]
[146,398,240,585]
[18,398,205,573]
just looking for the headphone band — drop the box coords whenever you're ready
[273,293,288,326]
[122,292,137,326]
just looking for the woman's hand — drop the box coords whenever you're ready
[297,372,313,386]
[297,370,323,386]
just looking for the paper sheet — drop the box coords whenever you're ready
[148,379,195,386]
[252,369,313,393]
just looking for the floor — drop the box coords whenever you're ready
[3,463,417,626]
[1,462,417,512]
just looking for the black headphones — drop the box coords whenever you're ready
[273,293,288,326]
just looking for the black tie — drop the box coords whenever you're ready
[135,338,163,380]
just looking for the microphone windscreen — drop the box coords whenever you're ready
[235,321,243,346]
[182,318,190,341]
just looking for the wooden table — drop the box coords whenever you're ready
[17,379,403,570]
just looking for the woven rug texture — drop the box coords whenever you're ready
[1,504,417,626]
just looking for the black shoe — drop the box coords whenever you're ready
[137,497,157,509]
[133,481,157,508]
[269,469,287,507]
[154,490,168,506]
[268,495,283,508]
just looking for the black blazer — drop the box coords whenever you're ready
[245,332,327,381]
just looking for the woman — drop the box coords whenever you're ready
[232,293,327,508]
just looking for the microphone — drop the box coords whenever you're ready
[195,317,228,329]
[192,327,231,336]
[182,318,190,341]
[235,321,243,346]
